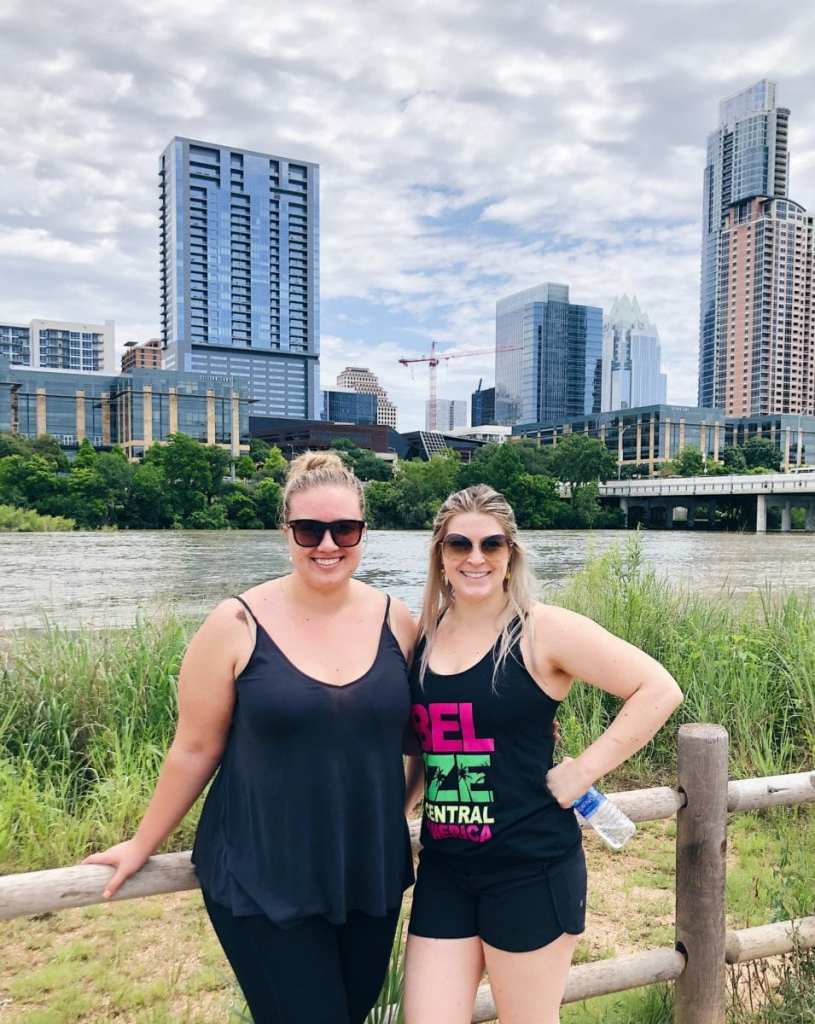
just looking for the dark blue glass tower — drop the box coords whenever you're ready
[160,137,319,417]
[494,284,602,426]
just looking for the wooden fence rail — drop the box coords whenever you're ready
[1,724,813,1023]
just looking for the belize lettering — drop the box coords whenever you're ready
[411,702,496,844]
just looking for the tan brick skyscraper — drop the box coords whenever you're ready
[716,196,814,416]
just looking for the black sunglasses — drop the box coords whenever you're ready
[441,533,511,556]
[287,519,366,548]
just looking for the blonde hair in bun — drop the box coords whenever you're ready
[282,450,365,522]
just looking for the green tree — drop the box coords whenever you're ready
[66,466,110,528]
[546,434,616,505]
[221,485,263,529]
[249,437,272,466]
[721,446,748,473]
[352,449,393,482]
[0,433,34,460]
[253,477,283,528]
[255,445,288,483]
[671,445,706,477]
[233,455,256,480]
[186,501,229,529]
[125,462,173,528]
[514,440,556,477]
[30,434,70,471]
[505,473,560,529]
[148,434,211,523]
[0,454,62,512]
[743,436,782,472]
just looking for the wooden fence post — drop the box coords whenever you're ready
[674,723,729,1024]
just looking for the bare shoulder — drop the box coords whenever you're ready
[529,601,597,634]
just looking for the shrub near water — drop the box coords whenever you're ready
[1,540,814,873]
[0,504,75,531]
[554,537,815,781]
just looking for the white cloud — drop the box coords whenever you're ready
[1,0,814,429]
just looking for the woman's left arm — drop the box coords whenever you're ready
[539,605,684,809]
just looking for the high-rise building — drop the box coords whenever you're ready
[159,137,319,418]
[471,383,496,426]
[717,196,814,416]
[335,366,398,428]
[601,296,667,411]
[122,338,162,373]
[699,81,790,408]
[494,283,602,426]
[425,398,467,431]
[0,324,31,366]
[321,388,377,424]
[0,319,115,372]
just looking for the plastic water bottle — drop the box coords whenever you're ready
[572,787,636,850]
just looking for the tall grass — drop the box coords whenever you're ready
[553,535,815,782]
[1,538,813,872]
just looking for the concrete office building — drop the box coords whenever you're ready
[160,137,319,418]
[425,398,467,431]
[513,404,815,473]
[699,80,790,408]
[494,283,602,426]
[0,319,115,372]
[602,296,667,411]
[336,366,398,428]
[0,354,249,461]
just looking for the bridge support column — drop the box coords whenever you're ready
[781,500,792,533]
[756,494,767,533]
[619,497,629,528]
[806,502,815,533]
[707,500,717,527]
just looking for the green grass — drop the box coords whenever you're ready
[0,504,75,531]
[553,535,815,783]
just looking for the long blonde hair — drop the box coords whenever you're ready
[281,450,365,523]
[417,484,537,687]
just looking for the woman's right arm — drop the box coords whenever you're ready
[81,600,247,898]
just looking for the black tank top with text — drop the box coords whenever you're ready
[408,626,581,865]
[192,594,414,927]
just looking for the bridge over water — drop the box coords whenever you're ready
[599,473,815,532]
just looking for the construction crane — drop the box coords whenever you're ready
[399,342,521,431]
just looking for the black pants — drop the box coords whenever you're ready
[202,889,400,1023]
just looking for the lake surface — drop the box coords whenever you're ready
[2,529,815,629]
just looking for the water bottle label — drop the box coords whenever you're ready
[573,789,603,817]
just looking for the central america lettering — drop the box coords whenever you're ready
[412,702,496,844]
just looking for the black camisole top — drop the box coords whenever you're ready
[192,594,414,927]
[408,625,581,865]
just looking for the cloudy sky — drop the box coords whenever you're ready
[2,0,815,430]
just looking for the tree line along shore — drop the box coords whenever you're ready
[0,430,789,532]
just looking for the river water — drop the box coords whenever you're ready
[1,529,814,629]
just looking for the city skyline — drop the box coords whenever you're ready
[2,2,815,430]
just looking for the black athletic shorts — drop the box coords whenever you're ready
[408,843,587,953]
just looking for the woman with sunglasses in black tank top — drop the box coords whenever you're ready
[83,451,417,1024]
[402,484,684,1024]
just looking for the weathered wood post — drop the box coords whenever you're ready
[674,723,729,1024]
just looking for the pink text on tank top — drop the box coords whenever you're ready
[411,703,495,753]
